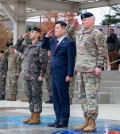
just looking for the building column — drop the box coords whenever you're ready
[0,1,26,45]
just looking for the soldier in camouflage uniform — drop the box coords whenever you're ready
[4,46,22,101]
[0,51,8,100]
[15,26,48,125]
[45,50,53,103]
[68,12,107,132]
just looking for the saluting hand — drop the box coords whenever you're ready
[71,19,79,29]
[22,32,30,39]
[46,28,55,37]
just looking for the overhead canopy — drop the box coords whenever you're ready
[0,0,120,21]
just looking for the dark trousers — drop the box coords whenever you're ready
[51,76,70,125]
[108,51,119,70]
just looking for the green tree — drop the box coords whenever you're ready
[101,6,120,27]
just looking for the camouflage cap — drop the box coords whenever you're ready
[81,12,94,20]
[29,26,41,33]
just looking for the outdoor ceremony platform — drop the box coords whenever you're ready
[0,101,120,134]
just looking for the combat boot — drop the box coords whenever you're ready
[28,112,40,125]
[7,95,13,101]
[74,117,89,131]
[11,95,16,101]
[21,96,29,102]
[23,112,34,124]
[83,118,96,132]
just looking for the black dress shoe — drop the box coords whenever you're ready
[47,122,58,127]
[45,99,53,104]
[55,123,68,128]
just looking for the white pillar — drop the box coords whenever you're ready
[13,1,26,44]
[0,1,26,45]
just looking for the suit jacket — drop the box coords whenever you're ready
[42,36,76,79]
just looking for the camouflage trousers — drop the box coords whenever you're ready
[69,71,77,97]
[26,80,43,113]
[8,74,18,95]
[78,72,101,119]
[22,78,28,96]
[0,78,6,95]
[45,59,52,99]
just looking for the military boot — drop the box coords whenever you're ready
[28,112,40,125]
[7,95,13,101]
[11,95,16,101]
[74,117,89,131]
[83,118,96,132]
[23,112,34,124]
[21,96,29,102]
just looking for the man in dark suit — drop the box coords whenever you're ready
[41,21,76,128]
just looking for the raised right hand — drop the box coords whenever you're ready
[22,32,30,39]
[71,19,79,29]
[46,28,55,37]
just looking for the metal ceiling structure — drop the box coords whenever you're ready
[0,0,120,44]
[0,0,120,21]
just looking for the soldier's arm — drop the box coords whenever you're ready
[39,47,48,77]
[66,25,76,42]
[16,54,22,74]
[15,37,26,53]
[95,33,108,68]
[3,48,9,59]
[3,59,8,77]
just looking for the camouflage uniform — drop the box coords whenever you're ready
[15,38,47,113]
[67,25,107,119]
[44,58,52,101]
[0,58,8,97]
[75,27,107,119]
[4,48,22,96]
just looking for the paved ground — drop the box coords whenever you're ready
[0,101,120,134]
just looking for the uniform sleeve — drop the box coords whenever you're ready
[3,48,9,59]
[95,33,108,67]
[39,47,48,77]
[16,55,22,74]
[15,37,26,53]
[66,25,76,43]
[3,59,8,76]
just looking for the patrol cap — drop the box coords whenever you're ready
[81,12,94,20]
[29,26,41,33]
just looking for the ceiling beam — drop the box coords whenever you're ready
[79,0,120,9]
[0,2,15,21]
[26,0,79,13]
[27,9,65,17]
